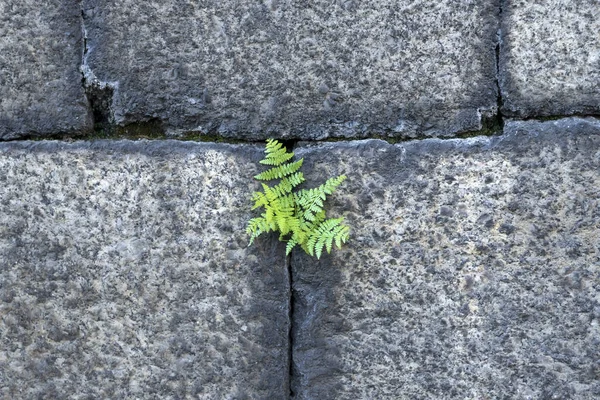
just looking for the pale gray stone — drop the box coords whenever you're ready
[500,1,600,117]
[0,0,92,139]
[291,118,600,399]
[0,141,289,399]
[82,0,499,139]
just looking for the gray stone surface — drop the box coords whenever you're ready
[82,0,499,139]
[500,1,600,118]
[0,141,289,399]
[0,1,92,139]
[291,118,600,399]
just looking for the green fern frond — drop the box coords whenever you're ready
[247,139,350,258]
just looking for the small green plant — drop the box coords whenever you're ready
[246,139,350,258]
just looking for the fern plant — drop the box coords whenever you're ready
[247,139,350,258]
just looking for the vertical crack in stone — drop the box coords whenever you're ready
[79,2,117,133]
[495,0,505,129]
[476,0,505,137]
[285,138,299,399]
[81,7,88,61]
[286,252,295,399]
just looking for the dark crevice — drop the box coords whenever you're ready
[286,252,295,399]
[280,138,299,153]
[491,52,505,134]
[456,0,504,141]
[0,129,263,143]
[452,0,505,141]
[80,3,117,136]
[494,0,505,133]
[453,0,505,140]
[81,10,88,59]
[85,84,115,133]
[5,115,600,143]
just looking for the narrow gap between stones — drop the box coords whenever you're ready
[496,0,505,132]
[492,0,505,136]
[80,4,117,137]
[286,251,295,399]
[493,42,504,133]
[455,0,504,141]
[4,114,599,144]
[282,139,298,399]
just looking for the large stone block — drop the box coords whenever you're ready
[0,141,289,399]
[291,118,600,399]
[500,1,600,117]
[82,0,499,139]
[0,1,92,139]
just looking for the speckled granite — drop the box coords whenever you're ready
[501,1,600,118]
[0,141,289,399]
[81,0,498,139]
[291,118,600,399]
[0,1,92,139]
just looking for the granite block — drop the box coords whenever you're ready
[0,0,92,139]
[82,0,499,139]
[500,1,600,117]
[291,118,600,399]
[0,141,289,399]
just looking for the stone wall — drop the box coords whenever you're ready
[1,1,599,398]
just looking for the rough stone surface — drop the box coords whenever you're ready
[0,141,289,399]
[291,118,600,399]
[0,1,92,139]
[82,0,498,139]
[501,1,600,118]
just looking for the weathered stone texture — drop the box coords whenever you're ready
[82,0,498,139]
[292,118,600,399]
[0,1,92,139]
[0,141,289,399]
[501,1,600,117]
